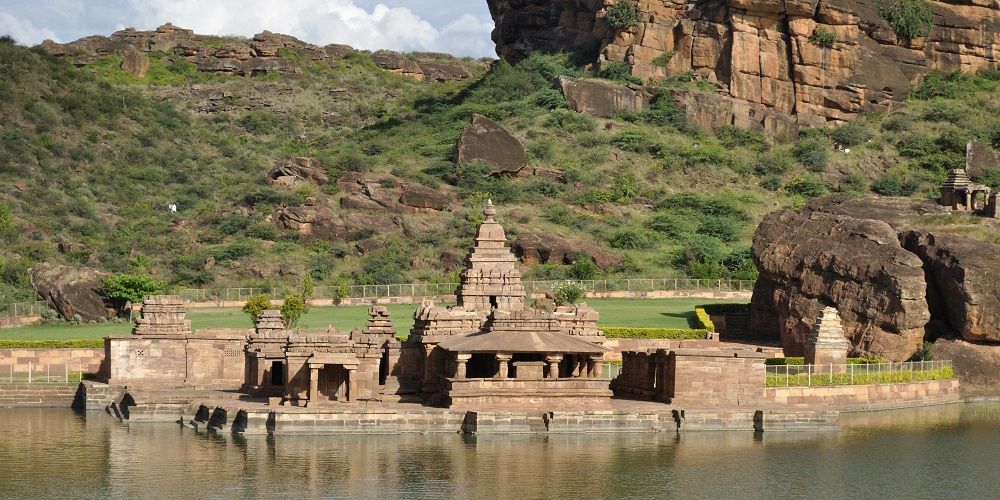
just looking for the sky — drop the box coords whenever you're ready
[0,0,497,57]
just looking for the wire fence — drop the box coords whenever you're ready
[171,278,756,302]
[764,360,954,388]
[0,278,756,318]
[1,362,87,385]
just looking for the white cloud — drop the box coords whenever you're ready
[0,12,60,44]
[117,0,495,57]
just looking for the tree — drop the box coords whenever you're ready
[302,275,315,300]
[605,0,642,32]
[281,293,307,328]
[242,294,273,321]
[100,273,166,320]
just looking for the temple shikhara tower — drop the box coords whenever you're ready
[399,200,611,408]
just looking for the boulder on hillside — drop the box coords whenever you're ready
[750,208,930,360]
[455,114,527,175]
[933,338,1000,394]
[120,47,150,77]
[399,184,449,211]
[266,157,329,187]
[30,264,115,321]
[901,231,1000,342]
[512,233,622,271]
[966,140,1000,179]
[558,76,655,118]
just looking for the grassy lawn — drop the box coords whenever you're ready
[0,298,747,341]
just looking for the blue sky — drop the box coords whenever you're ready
[0,0,496,57]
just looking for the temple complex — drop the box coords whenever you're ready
[398,200,612,408]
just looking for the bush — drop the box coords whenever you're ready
[760,174,783,191]
[652,52,674,69]
[568,256,602,280]
[877,0,934,42]
[0,340,104,349]
[647,212,698,238]
[830,121,871,147]
[601,327,709,340]
[280,292,307,328]
[100,273,166,315]
[242,294,273,320]
[693,307,715,331]
[871,171,920,196]
[605,0,642,32]
[753,148,796,176]
[610,228,657,249]
[794,137,832,172]
[552,281,586,305]
[544,108,596,132]
[786,175,828,197]
[612,129,657,153]
[808,28,836,48]
[600,61,642,85]
[717,126,768,151]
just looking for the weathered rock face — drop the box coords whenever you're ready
[752,196,1000,361]
[751,207,929,360]
[266,157,329,187]
[372,50,474,82]
[120,47,150,77]
[487,0,1000,131]
[336,172,451,213]
[512,233,622,271]
[455,114,527,175]
[30,264,115,321]
[966,140,1000,179]
[933,338,1000,391]
[558,75,654,117]
[901,230,1000,342]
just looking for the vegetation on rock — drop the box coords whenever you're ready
[877,0,935,42]
[605,0,643,32]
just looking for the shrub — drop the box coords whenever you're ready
[533,89,566,109]
[610,228,657,249]
[605,0,642,32]
[600,61,642,85]
[601,327,710,340]
[808,28,836,48]
[693,307,715,331]
[652,52,674,69]
[910,341,934,361]
[568,256,602,280]
[794,137,832,172]
[786,175,828,197]
[830,121,871,147]
[552,281,586,305]
[647,212,697,238]
[280,293,307,328]
[612,129,657,153]
[0,340,105,349]
[544,108,596,132]
[357,239,411,285]
[242,294,273,320]
[238,110,280,134]
[760,174,783,191]
[717,126,768,151]
[877,0,934,42]
[686,260,727,279]
[753,148,795,176]
[697,216,744,243]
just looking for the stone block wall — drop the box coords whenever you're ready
[0,384,79,407]
[763,379,961,410]
[105,332,247,389]
[667,350,767,406]
[0,348,105,375]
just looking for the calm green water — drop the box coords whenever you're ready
[2,404,1000,499]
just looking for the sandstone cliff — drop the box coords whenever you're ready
[751,196,1000,364]
[487,0,999,131]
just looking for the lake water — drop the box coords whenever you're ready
[2,404,1000,499]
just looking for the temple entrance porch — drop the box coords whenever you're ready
[306,354,360,406]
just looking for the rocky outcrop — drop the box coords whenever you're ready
[399,184,449,211]
[266,157,329,187]
[372,51,474,82]
[901,231,1000,342]
[487,0,1000,132]
[336,172,450,213]
[41,24,475,81]
[558,76,655,117]
[933,338,1000,391]
[275,205,398,242]
[512,233,622,271]
[30,264,115,321]
[751,207,929,360]
[752,196,1000,361]
[966,140,1000,179]
[455,114,527,175]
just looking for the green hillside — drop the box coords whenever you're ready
[0,35,998,304]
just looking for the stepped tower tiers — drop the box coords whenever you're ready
[805,307,851,370]
[456,200,526,311]
[131,295,191,336]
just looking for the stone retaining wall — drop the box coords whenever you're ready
[0,316,41,328]
[0,384,79,407]
[764,380,961,410]
[0,348,104,375]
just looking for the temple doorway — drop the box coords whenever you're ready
[270,361,284,386]
[319,365,349,402]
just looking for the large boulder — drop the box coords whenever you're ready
[557,76,654,118]
[455,114,527,175]
[933,338,1000,394]
[120,47,150,77]
[901,231,1000,342]
[966,140,1000,179]
[399,184,449,211]
[266,157,329,187]
[751,208,929,360]
[512,233,622,271]
[30,264,115,321]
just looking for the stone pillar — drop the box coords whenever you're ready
[576,356,586,378]
[591,356,604,380]
[805,307,851,372]
[496,353,511,379]
[346,367,356,402]
[308,365,320,406]
[455,353,471,379]
[965,191,973,211]
[545,354,563,379]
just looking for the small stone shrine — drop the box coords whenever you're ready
[804,306,851,369]
[398,201,612,408]
[940,169,992,212]
[131,295,191,336]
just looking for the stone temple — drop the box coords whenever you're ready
[397,200,611,408]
